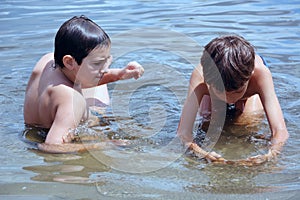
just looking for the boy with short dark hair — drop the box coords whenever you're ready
[24,16,144,152]
[177,35,288,164]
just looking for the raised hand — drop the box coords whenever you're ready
[120,61,144,80]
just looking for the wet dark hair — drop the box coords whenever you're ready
[54,15,111,68]
[201,35,255,92]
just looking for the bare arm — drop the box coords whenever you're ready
[44,86,87,144]
[98,61,144,85]
[39,96,128,153]
[177,67,203,144]
[177,67,223,160]
[255,56,289,155]
[177,87,202,145]
[38,88,113,153]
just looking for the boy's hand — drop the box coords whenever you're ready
[246,148,279,165]
[120,61,144,80]
[189,142,223,162]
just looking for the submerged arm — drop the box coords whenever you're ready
[37,142,107,153]
[37,139,128,154]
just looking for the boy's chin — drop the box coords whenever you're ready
[82,83,98,89]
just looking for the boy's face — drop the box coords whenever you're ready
[209,81,249,104]
[75,46,112,88]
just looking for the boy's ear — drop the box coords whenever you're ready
[62,55,78,70]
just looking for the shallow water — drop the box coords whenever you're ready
[1,0,300,199]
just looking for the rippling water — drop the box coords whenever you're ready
[0,0,300,199]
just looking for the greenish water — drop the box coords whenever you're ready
[0,0,300,199]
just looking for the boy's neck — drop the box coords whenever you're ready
[60,67,74,82]
[59,67,81,91]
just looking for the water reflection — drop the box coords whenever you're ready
[23,150,109,184]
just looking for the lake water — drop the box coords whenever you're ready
[1,0,300,199]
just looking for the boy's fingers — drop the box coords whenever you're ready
[139,66,145,76]
[100,69,109,74]
[189,143,222,161]
[205,154,217,161]
[132,68,143,79]
[204,152,223,161]
[122,61,144,80]
[127,61,144,73]
[250,155,267,164]
[210,151,222,158]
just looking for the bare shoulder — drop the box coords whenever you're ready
[254,54,271,72]
[33,53,54,73]
[47,83,87,122]
[189,64,206,95]
[253,54,272,81]
[248,54,274,97]
[50,84,86,106]
[38,52,54,64]
[191,64,204,82]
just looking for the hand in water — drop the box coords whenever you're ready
[247,148,280,164]
[189,142,223,162]
[189,142,280,166]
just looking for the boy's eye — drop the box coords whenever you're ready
[94,61,103,66]
[94,56,111,66]
[94,60,106,66]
